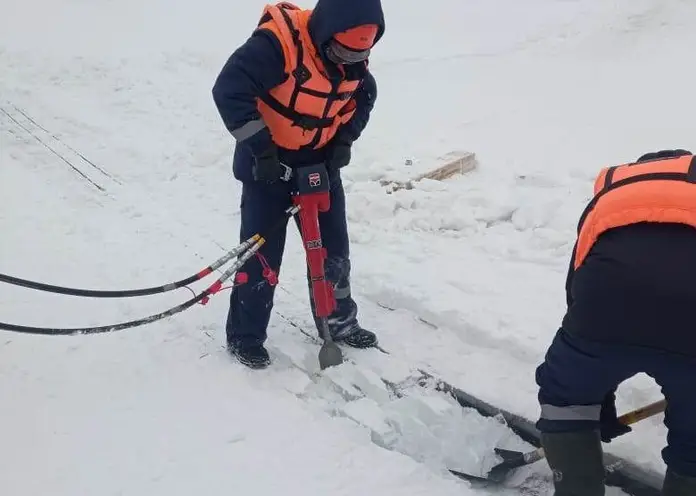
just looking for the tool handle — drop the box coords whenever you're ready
[618,398,666,425]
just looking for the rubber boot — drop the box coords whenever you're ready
[541,430,606,496]
[662,469,696,496]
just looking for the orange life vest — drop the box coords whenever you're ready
[255,2,363,151]
[574,153,696,269]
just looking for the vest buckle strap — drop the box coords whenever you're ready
[292,113,334,130]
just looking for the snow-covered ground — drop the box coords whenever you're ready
[2,0,693,494]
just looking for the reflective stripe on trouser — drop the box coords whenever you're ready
[540,403,602,422]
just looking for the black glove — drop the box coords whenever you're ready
[252,144,285,183]
[326,138,352,171]
[599,392,632,442]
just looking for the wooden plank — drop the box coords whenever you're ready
[380,151,477,193]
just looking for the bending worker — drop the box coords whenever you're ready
[535,149,696,495]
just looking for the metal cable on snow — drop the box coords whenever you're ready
[0,106,106,192]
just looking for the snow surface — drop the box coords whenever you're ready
[2,0,692,494]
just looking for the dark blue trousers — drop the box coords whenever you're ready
[226,172,360,347]
[536,328,696,477]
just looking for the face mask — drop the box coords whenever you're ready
[325,39,370,65]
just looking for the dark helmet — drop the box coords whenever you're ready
[636,149,692,163]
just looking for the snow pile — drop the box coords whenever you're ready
[0,327,488,496]
[271,335,532,480]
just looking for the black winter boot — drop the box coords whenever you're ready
[541,430,606,496]
[662,469,696,496]
[341,325,378,348]
[228,341,271,369]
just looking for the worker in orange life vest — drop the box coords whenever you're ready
[212,0,385,369]
[535,149,696,495]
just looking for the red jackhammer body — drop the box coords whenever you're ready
[289,163,343,369]
[292,186,336,319]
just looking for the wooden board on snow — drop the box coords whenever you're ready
[380,150,477,193]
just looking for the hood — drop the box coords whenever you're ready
[307,0,385,50]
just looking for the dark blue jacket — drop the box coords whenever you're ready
[563,222,696,357]
[212,0,385,181]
